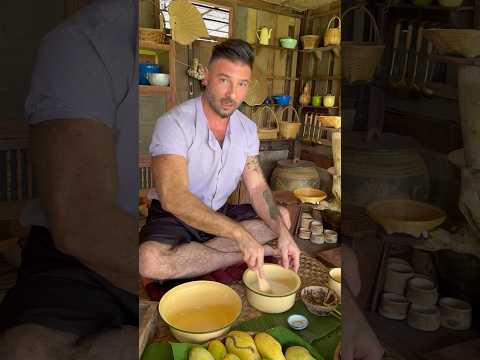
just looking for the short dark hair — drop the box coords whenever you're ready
[209,39,255,69]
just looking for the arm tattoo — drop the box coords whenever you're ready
[246,156,262,174]
[263,189,280,220]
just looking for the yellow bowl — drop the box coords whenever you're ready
[158,281,242,343]
[243,263,301,313]
[293,188,327,204]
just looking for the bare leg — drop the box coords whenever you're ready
[0,324,136,360]
[139,217,287,281]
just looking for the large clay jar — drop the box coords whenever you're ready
[270,160,320,192]
[343,131,430,207]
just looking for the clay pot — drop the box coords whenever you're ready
[439,297,472,330]
[407,304,440,331]
[406,277,438,306]
[271,160,320,192]
[379,293,409,320]
[384,262,414,295]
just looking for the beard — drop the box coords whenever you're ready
[205,90,240,118]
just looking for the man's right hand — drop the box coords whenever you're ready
[234,227,265,274]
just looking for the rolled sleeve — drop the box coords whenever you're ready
[149,115,189,158]
[246,121,260,156]
[25,27,116,128]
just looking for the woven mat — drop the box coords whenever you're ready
[142,251,330,343]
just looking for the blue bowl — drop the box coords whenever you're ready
[139,63,161,85]
[272,95,291,105]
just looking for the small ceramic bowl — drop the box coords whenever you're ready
[279,38,298,49]
[379,293,409,320]
[301,286,339,316]
[407,304,440,332]
[287,314,309,330]
[243,263,301,313]
[147,72,170,86]
[406,277,438,306]
[324,229,338,243]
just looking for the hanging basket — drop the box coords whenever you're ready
[341,6,385,82]
[139,27,167,45]
[324,16,341,46]
[255,106,279,140]
[277,106,301,139]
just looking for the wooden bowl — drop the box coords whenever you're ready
[301,286,339,316]
[367,199,446,237]
[158,281,242,343]
[293,188,327,204]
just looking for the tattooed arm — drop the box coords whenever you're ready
[242,156,300,271]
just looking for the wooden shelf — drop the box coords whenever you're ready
[139,41,170,52]
[428,54,480,66]
[252,43,340,60]
[375,3,474,11]
[252,43,297,51]
[139,85,171,95]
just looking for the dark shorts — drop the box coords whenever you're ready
[0,226,137,337]
[139,200,258,246]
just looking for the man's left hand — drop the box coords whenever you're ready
[277,232,300,272]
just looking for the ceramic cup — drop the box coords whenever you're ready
[311,95,322,107]
[406,277,438,306]
[407,304,440,332]
[439,297,472,330]
[379,293,409,320]
[328,268,341,300]
[384,262,414,295]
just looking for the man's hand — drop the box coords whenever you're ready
[277,230,301,272]
[234,227,266,273]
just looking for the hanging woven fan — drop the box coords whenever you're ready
[244,64,268,106]
[168,0,208,45]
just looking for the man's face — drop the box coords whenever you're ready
[203,58,251,118]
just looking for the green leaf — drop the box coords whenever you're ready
[141,342,174,360]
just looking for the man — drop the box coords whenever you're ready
[139,39,301,280]
[0,1,138,359]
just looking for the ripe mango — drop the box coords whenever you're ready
[285,346,314,360]
[208,340,227,360]
[224,354,241,360]
[254,333,286,360]
[189,346,215,360]
[225,331,261,360]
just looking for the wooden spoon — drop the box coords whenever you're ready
[256,268,272,293]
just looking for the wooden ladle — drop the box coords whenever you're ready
[256,268,272,293]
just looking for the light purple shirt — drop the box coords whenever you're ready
[148,96,259,210]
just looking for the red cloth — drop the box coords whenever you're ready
[144,256,278,301]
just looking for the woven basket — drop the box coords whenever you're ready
[422,29,480,58]
[256,106,279,140]
[319,115,341,129]
[277,106,301,139]
[324,16,341,46]
[301,35,320,50]
[139,27,166,44]
[342,6,384,82]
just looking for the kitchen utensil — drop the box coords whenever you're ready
[158,280,242,343]
[388,20,403,90]
[256,268,272,293]
[147,73,170,86]
[408,304,440,332]
[243,263,301,313]
[408,22,425,97]
[301,35,320,49]
[422,41,434,96]
[139,63,160,85]
[324,16,341,46]
[311,95,321,107]
[328,268,341,299]
[439,297,472,330]
[396,22,414,97]
[367,199,446,237]
[379,293,409,320]
[293,188,327,204]
[257,26,272,45]
[279,37,297,49]
[272,95,291,105]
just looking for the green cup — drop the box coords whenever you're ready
[312,95,322,107]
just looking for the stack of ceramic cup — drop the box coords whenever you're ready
[297,209,338,245]
[378,257,472,332]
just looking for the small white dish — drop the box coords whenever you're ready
[147,73,170,86]
[287,314,309,330]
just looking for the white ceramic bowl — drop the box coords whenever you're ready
[379,293,409,320]
[406,277,438,306]
[147,73,170,86]
[407,304,440,332]
[439,297,472,330]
